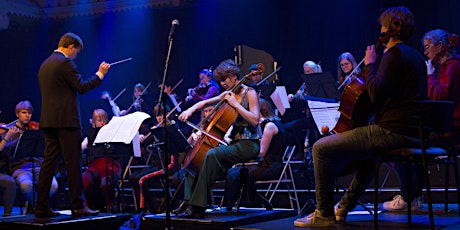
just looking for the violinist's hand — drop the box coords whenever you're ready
[287,94,294,102]
[185,95,193,102]
[178,109,192,122]
[98,61,111,75]
[364,45,377,65]
[426,59,435,75]
[5,126,19,140]
[224,92,239,108]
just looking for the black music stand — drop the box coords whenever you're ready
[12,130,45,212]
[301,72,341,101]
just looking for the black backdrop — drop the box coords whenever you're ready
[0,0,459,128]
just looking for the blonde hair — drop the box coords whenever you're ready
[303,60,322,73]
[91,109,108,128]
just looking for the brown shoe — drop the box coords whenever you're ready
[71,207,99,218]
[35,209,60,218]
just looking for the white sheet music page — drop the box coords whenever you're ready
[94,111,151,144]
[308,100,341,134]
[270,86,290,115]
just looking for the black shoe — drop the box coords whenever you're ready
[71,207,99,218]
[34,208,60,218]
[255,193,273,210]
[179,205,205,218]
[172,201,188,214]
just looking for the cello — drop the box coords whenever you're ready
[329,31,396,134]
[181,63,264,175]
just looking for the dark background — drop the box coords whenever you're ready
[0,0,458,129]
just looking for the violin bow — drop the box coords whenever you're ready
[169,78,183,93]
[152,101,183,129]
[112,88,126,102]
[337,58,365,90]
[256,66,283,86]
[184,121,228,146]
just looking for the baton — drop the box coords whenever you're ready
[109,58,133,66]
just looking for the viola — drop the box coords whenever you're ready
[0,119,18,135]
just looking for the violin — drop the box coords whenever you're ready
[0,120,39,135]
[0,119,18,135]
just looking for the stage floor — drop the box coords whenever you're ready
[1,203,459,229]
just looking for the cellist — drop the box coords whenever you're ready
[177,59,261,218]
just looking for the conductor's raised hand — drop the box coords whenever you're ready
[98,61,111,75]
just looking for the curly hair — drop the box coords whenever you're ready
[378,6,415,42]
[213,59,240,82]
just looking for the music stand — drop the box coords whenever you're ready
[12,129,45,212]
[301,72,341,101]
[93,111,151,212]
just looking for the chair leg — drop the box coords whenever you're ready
[445,162,450,213]
[374,163,380,229]
[453,159,460,218]
[423,163,435,229]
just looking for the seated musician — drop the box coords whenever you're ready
[0,100,58,214]
[177,59,260,218]
[81,109,122,212]
[336,52,361,91]
[183,68,220,136]
[129,103,187,214]
[224,99,286,210]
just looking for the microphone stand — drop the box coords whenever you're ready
[158,20,177,230]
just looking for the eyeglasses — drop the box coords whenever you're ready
[424,44,434,51]
[340,62,351,67]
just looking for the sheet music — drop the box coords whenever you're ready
[308,100,341,134]
[270,86,290,115]
[94,112,151,157]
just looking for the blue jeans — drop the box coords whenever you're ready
[313,124,420,217]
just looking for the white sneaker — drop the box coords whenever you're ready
[383,195,423,211]
[293,209,336,227]
[334,202,348,223]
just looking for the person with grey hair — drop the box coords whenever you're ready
[383,28,460,212]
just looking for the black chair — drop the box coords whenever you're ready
[373,100,460,229]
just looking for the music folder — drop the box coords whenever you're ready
[301,72,341,100]
[94,111,151,157]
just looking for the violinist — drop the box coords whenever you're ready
[337,52,361,93]
[120,83,153,116]
[294,7,427,227]
[293,60,322,99]
[156,81,182,126]
[183,69,220,134]
[177,59,260,218]
[0,101,58,214]
[185,69,220,106]
[382,29,460,212]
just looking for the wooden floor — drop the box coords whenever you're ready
[1,203,459,229]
